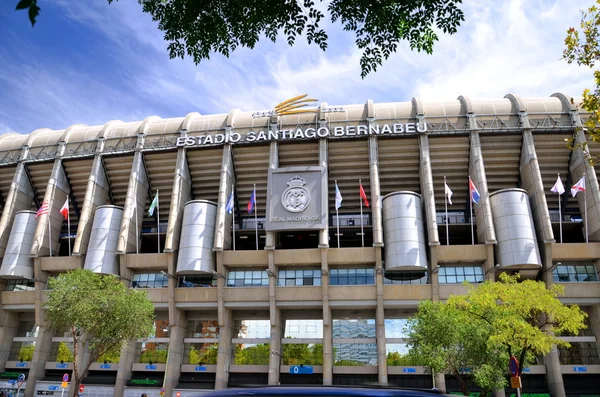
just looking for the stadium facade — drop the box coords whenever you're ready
[0,93,597,397]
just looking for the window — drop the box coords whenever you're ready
[333,319,375,338]
[179,275,217,288]
[131,273,168,289]
[558,342,600,365]
[333,343,377,366]
[227,270,268,287]
[384,273,429,284]
[137,342,169,363]
[184,343,218,365]
[282,343,323,365]
[284,320,323,338]
[186,320,220,338]
[5,279,35,291]
[553,264,598,282]
[233,343,270,364]
[438,266,484,284]
[234,320,270,338]
[330,268,374,286]
[277,269,321,286]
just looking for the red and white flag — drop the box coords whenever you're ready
[60,198,69,220]
[359,182,370,207]
[35,202,49,219]
[571,176,586,197]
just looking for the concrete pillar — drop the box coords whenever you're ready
[434,372,446,393]
[117,149,149,254]
[114,340,136,397]
[214,145,235,251]
[418,133,440,246]
[266,141,278,250]
[374,246,387,385]
[569,130,600,242]
[23,327,53,397]
[30,159,70,257]
[73,155,109,255]
[430,245,440,301]
[519,129,555,245]
[268,250,281,384]
[0,162,35,258]
[215,308,233,389]
[589,304,600,358]
[469,131,497,244]
[164,309,187,396]
[0,308,19,371]
[321,249,332,385]
[165,148,192,252]
[484,244,496,281]
[368,135,383,247]
[318,138,329,248]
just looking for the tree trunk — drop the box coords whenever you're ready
[453,371,470,396]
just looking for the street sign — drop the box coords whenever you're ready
[176,393,181,397]
[80,385,85,393]
[16,363,27,367]
[145,365,157,370]
[195,365,207,371]
[290,365,313,374]
[17,374,25,382]
[61,381,68,388]
[63,373,70,382]
[402,368,416,373]
[509,355,519,376]
[57,363,68,369]
[160,386,166,396]
[510,376,522,389]
[574,366,587,372]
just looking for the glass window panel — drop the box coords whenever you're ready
[314,278,321,286]
[447,275,457,284]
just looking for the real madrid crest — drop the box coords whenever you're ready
[282,176,311,213]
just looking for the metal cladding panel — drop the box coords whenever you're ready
[490,189,542,269]
[176,200,217,274]
[84,206,123,275]
[0,211,36,278]
[382,192,427,272]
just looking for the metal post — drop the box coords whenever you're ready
[444,176,449,246]
[469,176,474,245]
[558,173,563,244]
[67,199,71,256]
[232,184,236,251]
[254,184,258,250]
[584,173,588,243]
[359,179,364,248]
[48,211,52,257]
[157,189,161,253]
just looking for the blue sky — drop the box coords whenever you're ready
[0,0,594,135]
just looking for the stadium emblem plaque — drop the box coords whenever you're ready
[282,176,311,213]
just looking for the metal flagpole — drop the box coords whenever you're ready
[558,173,563,244]
[444,176,449,246]
[135,203,139,254]
[335,180,340,249]
[254,184,258,250]
[67,198,71,256]
[232,184,236,251]
[584,173,588,243]
[469,176,474,245]
[157,190,161,253]
[359,179,364,248]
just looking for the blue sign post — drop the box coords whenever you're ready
[290,365,313,375]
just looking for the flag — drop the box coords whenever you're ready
[335,182,343,210]
[445,182,453,205]
[225,190,234,214]
[571,176,586,197]
[35,202,49,219]
[247,188,256,214]
[359,182,370,207]
[469,177,480,204]
[550,175,565,195]
[148,191,159,216]
[59,198,69,220]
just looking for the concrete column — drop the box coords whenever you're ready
[214,145,235,251]
[418,134,440,246]
[114,340,136,397]
[165,148,192,252]
[268,250,281,384]
[117,150,149,254]
[469,131,497,244]
[321,249,332,385]
[520,129,555,244]
[23,327,53,397]
[368,135,383,247]
[589,304,600,359]
[375,246,387,385]
[73,155,109,255]
[318,138,329,248]
[0,162,35,258]
[0,308,19,372]
[484,244,496,281]
[434,372,446,393]
[215,308,233,389]
[164,309,187,396]
[30,159,70,257]
[265,141,278,250]
[430,245,440,301]
[569,130,600,241]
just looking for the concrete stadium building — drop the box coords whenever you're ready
[0,93,598,397]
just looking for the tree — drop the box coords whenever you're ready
[44,269,155,397]
[15,0,465,78]
[406,300,507,396]
[447,274,587,384]
[564,0,600,140]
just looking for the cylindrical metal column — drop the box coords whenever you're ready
[177,200,217,274]
[0,210,36,279]
[84,205,123,276]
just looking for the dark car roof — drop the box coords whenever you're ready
[202,386,445,397]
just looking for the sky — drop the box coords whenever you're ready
[0,0,595,135]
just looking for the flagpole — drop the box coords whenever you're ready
[558,173,563,244]
[444,176,449,246]
[135,203,139,254]
[157,190,161,254]
[584,173,588,243]
[48,209,52,257]
[67,198,71,256]
[335,180,340,249]
[469,176,474,245]
[254,184,258,251]
[359,179,364,248]
[232,184,236,251]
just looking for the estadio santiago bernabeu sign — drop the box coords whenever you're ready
[265,167,327,231]
[176,94,427,148]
